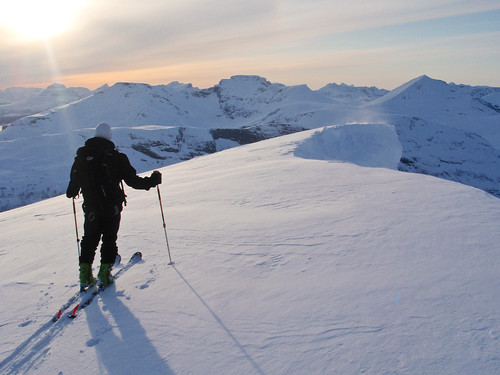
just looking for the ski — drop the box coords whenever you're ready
[67,251,142,319]
[52,253,123,322]
[52,252,142,322]
[52,288,86,322]
[67,287,98,318]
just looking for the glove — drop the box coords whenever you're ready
[66,191,79,199]
[149,170,162,187]
[66,181,80,198]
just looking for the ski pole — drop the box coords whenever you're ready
[72,197,81,257]
[157,185,174,265]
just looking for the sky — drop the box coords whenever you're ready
[0,0,499,91]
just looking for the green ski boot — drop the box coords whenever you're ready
[79,263,96,290]
[97,263,114,288]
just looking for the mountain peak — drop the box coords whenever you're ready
[217,75,273,90]
[112,82,152,89]
[408,75,448,86]
[413,74,430,81]
[95,84,109,92]
[369,75,448,105]
[227,75,271,84]
[394,75,446,92]
[46,83,67,90]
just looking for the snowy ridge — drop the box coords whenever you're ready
[0,87,43,105]
[318,82,388,104]
[0,83,92,124]
[1,74,500,211]
[0,129,499,374]
[368,75,439,105]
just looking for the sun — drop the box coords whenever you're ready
[1,0,85,41]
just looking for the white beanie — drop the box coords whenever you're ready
[95,122,112,140]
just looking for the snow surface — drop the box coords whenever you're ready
[1,127,499,374]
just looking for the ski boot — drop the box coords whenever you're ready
[79,263,97,290]
[97,263,114,288]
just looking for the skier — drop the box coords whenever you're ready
[66,122,162,289]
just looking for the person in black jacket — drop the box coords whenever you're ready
[66,122,162,288]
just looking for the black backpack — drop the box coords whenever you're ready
[74,146,125,209]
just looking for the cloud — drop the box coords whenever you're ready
[1,0,500,89]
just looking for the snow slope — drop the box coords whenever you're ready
[1,127,499,374]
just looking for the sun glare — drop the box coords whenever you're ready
[1,0,85,41]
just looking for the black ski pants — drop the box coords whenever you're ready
[80,205,121,265]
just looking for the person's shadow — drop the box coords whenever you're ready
[85,286,175,375]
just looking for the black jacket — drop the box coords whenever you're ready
[66,137,155,211]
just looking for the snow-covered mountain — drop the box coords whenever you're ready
[368,76,500,197]
[0,75,499,212]
[1,127,499,374]
[0,87,43,105]
[0,83,93,125]
[318,82,388,104]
